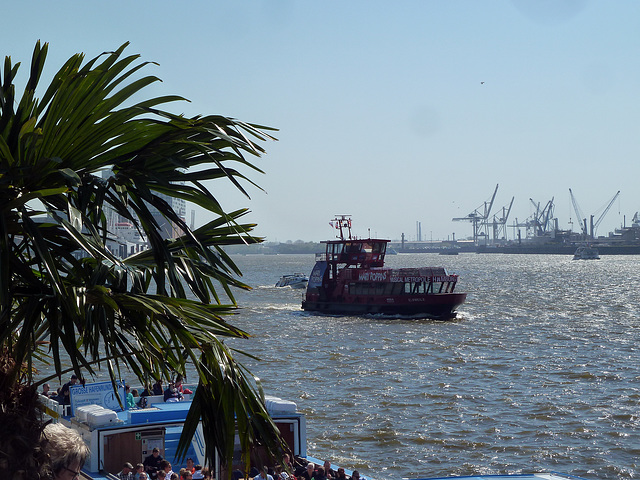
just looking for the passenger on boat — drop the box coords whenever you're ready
[153,379,164,395]
[192,466,204,480]
[185,458,196,474]
[335,468,347,480]
[256,466,274,480]
[300,463,315,480]
[42,422,90,480]
[143,447,163,480]
[283,454,293,472]
[163,382,183,402]
[275,465,289,480]
[157,472,166,480]
[175,374,193,395]
[58,374,78,405]
[126,385,136,409]
[160,460,174,480]
[140,383,153,397]
[41,382,55,398]
[117,462,135,480]
[135,463,146,480]
[312,467,327,480]
[323,461,336,480]
[351,471,361,480]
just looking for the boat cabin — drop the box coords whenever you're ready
[322,238,389,268]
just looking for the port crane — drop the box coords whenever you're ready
[453,184,498,244]
[528,197,555,237]
[487,196,515,241]
[569,189,620,240]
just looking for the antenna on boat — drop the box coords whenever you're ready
[332,215,352,240]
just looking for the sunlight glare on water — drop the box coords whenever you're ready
[226,253,640,480]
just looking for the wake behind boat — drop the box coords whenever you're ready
[302,216,467,320]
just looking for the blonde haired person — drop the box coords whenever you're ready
[42,423,90,480]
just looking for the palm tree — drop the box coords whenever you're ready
[0,41,286,477]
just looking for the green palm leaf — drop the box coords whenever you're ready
[0,41,286,476]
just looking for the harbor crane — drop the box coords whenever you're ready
[453,184,498,244]
[487,196,515,241]
[569,189,620,240]
[592,190,620,237]
[528,197,555,237]
[569,188,588,238]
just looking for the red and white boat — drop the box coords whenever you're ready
[302,216,467,320]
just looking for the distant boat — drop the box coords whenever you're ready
[275,273,309,288]
[573,245,600,260]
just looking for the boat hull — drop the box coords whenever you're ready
[302,293,467,320]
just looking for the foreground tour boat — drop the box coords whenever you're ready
[41,381,308,480]
[302,216,467,320]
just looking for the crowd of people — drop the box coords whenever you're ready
[39,422,365,480]
[114,448,211,480]
[235,457,366,480]
[41,374,195,408]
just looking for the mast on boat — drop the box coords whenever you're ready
[332,214,353,240]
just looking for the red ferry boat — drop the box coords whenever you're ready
[302,216,467,320]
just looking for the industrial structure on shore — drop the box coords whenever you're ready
[395,184,640,255]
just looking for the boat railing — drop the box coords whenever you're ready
[39,394,71,421]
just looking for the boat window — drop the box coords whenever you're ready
[372,242,385,253]
[346,243,362,253]
[403,281,429,294]
[363,243,373,253]
[350,282,388,295]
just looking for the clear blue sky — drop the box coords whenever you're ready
[6,1,640,242]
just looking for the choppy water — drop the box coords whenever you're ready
[223,253,640,480]
[38,253,640,480]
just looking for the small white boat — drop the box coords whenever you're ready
[573,245,600,260]
[275,273,309,288]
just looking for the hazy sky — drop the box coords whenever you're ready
[6,1,639,242]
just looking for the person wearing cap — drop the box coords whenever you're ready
[118,462,135,480]
[143,448,164,480]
